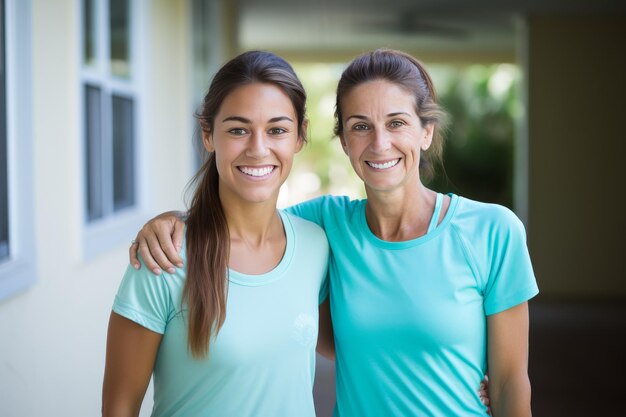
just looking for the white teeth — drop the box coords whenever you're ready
[367,159,400,169]
[239,166,275,177]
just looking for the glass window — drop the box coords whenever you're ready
[109,0,130,78]
[84,84,103,221]
[112,94,134,211]
[83,0,97,68]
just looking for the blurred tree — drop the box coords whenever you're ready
[429,64,519,209]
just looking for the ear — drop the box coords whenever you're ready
[295,119,308,154]
[420,124,434,151]
[202,130,214,153]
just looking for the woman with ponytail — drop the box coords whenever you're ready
[102,51,330,417]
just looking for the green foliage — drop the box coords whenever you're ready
[429,64,519,208]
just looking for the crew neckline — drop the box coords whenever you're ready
[358,193,459,250]
[227,210,295,286]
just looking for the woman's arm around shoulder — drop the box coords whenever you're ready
[130,211,187,275]
[102,312,163,417]
[487,302,532,417]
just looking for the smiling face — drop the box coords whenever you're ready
[339,79,433,194]
[204,82,304,206]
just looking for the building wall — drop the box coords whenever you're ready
[526,15,626,299]
[0,1,195,416]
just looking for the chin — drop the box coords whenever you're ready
[238,190,280,204]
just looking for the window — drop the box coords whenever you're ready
[82,0,136,223]
[190,0,226,170]
[0,0,36,299]
[81,0,142,258]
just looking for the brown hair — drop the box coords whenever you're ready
[334,48,448,181]
[185,51,307,358]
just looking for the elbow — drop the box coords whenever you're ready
[102,397,141,417]
[490,374,532,417]
[102,406,138,417]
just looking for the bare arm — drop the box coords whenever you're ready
[316,298,335,360]
[102,312,163,417]
[130,211,186,275]
[487,302,532,417]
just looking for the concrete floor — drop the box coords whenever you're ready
[312,299,626,416]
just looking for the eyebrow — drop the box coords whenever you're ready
[345,112,411,122]
[221,116,294,123]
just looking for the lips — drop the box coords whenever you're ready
[238,165,276,177]
[366,158,400,169]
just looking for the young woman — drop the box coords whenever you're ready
[130,49,530,416]
[102,51,332,417]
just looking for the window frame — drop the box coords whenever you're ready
[1,0,8,261]
[79,0,146,259]
[0,0,37,299]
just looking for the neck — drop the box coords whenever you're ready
[218,189,286,275]
[364,182,437,242]
[225,205,282,245]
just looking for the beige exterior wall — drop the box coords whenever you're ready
[0,1,196,415]
[526,15,626,298]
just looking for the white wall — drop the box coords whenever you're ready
[0,1,195,415]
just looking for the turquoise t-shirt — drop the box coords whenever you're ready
[288,194,539,417]
[112,211,329,417]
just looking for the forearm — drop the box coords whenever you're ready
[490,374,532,417]
[487,303,532,417]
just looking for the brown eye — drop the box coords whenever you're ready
[268,127,287,135]
[228,128,247,136]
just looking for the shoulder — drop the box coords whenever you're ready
[121,254,186,297]
[282,212,330,272]
[286,194,363,229]
[290,194,361,215]
[453,196,526,238]
[283,210,327,242]
[113,257,183,333]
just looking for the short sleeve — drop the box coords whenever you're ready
[483,208,539,316]
[286,196,327,228]
[112,262,174,334]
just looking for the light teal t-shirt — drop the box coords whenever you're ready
[113,211,329,417]
[288,194,539,417]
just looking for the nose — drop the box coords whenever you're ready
[246,131,270,158]
[370,128,392,153]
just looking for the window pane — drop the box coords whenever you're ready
[1,0,9,260]
[85,85,103,221]
[83,0,97,67]
[112,94,134,211]
[109,0,130,78]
